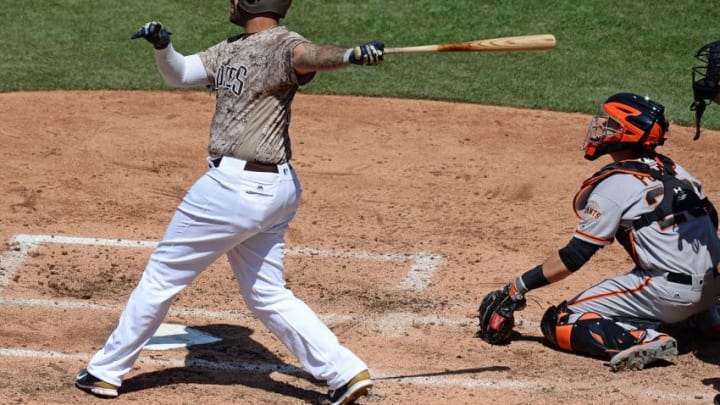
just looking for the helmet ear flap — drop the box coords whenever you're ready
[645,118,667,148]
[654,107,669,145]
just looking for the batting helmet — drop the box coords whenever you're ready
[691,40,720,140]
[236,0,292,18]
[583,93,669,161]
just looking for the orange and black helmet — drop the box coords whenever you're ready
[583,93,669,161]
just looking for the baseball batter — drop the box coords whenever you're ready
[74,1,383,404]
[478,92,720,371]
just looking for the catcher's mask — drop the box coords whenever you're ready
[583,93,669,161]
[691,40,720,140]
[236,0,292,18]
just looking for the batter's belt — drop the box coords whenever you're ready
[210,157,279,173]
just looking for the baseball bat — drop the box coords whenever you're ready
[384,34,556,55]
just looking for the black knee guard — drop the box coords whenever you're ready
[541,303,640,358]
[540,302,566,347]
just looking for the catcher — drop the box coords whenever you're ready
[477,92,720,371]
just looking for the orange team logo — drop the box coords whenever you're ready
[583,200,602,221]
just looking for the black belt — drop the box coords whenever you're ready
[666,272,692,285]
[210,157,279,173]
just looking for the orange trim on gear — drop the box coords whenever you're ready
[628,230,638,262]
[591,331,604,345]
[573,165,654,218]
[556,324,573,351]
[574,229,613,244]
[573,185,594,219]
[569,277,652,307]
[629,329,646,341]
[602,102,645,142]
[578,312,602,320]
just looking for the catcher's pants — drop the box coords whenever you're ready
[567,267,720,324]
[86,157,367,390]
[545,267,720,356]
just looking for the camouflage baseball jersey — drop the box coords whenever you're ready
[572,157,720,277]
[199,26,313,164]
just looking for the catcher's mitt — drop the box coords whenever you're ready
[475,286,525,345]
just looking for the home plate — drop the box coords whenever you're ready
[145,323,222,351]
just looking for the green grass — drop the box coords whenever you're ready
[2,1,720,128]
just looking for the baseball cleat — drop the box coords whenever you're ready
[328,369,373,405]
[75,368,119,398]
[607,336,678,371]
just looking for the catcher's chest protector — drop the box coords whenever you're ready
[574,156,711,231]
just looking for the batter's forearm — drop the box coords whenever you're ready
[293,44,348,74]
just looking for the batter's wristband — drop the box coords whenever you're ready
[343,48,356,64]
[519,264,549,292]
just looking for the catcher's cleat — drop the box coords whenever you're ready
[328,369,373,405]
[75,368,119,398]
[607,336,678,372]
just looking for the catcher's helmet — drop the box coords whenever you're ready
[236,0,292,18]
[691,40,720,140]
[583,93,669,161]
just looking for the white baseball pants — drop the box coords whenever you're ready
[87,157,367,390]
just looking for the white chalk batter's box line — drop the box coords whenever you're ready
[0,234,713,402]
[0,233,461,334]
[0,233,461,338]
[0,347,711,402]
[0,233,444,293]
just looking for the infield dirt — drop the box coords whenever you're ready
[0,91,719,404]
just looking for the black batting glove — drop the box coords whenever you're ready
[131,21,172,50]
[344,41,384,66]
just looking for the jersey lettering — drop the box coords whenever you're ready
[214,64,249,96]
[584,205,601,220]
[633,174,651,185]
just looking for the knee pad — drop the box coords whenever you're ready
[541,304,641,358]
[540,302,566,347]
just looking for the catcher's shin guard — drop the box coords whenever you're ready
[541,303,641,358]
